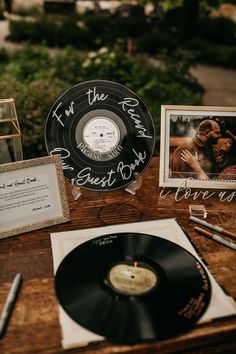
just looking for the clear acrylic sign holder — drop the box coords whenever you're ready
[71,174,143,200]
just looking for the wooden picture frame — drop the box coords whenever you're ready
[0,155,70,239]
[159,105,236,189]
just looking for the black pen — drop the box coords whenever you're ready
[0,273,23,338]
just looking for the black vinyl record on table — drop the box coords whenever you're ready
[55,233,211,344]
[44,80,155,191]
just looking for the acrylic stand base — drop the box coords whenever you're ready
[70,174,143,200]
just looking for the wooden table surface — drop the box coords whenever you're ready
[0,157,236,354]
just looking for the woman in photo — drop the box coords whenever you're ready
[180,134,236,180]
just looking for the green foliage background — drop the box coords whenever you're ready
[0,43,202,158]
[2,0,236,158]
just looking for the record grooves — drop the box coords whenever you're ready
[55,233,211,344]
[44,80,155,191]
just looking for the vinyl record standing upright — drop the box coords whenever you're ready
[45,80,155,191]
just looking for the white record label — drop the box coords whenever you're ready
[83,117,120,155]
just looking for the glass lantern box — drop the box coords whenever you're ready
[0,98,23,164]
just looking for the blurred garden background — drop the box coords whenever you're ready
[1,0,236,158]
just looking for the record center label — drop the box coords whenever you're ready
[82,117,120,155]
[108,263,158,296]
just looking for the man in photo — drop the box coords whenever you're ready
[170,119,221,179]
